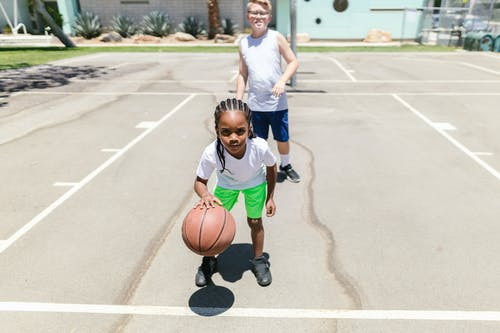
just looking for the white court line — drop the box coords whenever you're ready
[473,152,493,156]
[135,121,158,129]
[2,302,500,321]
[393,94,500,181]
[459,62,500,76]
[432,122,456,131]
[0,94,196,254]
[101,148,121,153]
[228,72,239,83]
[67,79,231,83]
[328,58,357,82]
[53,182,79,187]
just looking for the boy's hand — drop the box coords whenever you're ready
[265,198,276,217]
[272,80,286,98]
[194,194,222,209]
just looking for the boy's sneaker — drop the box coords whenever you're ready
[195,256,217,287]
[250,255,272,287]
[279,164,301,183]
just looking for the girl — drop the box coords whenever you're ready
[193,98,277,287]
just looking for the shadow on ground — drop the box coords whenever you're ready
[0,64,109,107]
[188,284,235,316]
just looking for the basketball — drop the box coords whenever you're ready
[182,205,236,256]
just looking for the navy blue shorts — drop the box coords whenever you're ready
[251,109,289,142]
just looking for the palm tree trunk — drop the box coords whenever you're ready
[207,0,222,39]
[34,0,75,47]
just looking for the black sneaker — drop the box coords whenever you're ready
[195,256,217,287]
[250,255,272,287]
[279,164,301,183]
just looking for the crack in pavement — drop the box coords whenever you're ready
[293,139,363,309]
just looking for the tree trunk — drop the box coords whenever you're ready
[207,0,222,39]
[34,0,75,47]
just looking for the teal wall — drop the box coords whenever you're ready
[57,0,79,35]
[277,0,425,40]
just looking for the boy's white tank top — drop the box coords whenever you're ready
[240,29,288,112]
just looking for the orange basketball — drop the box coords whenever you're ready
[182,205,236,256]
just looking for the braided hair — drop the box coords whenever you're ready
[214,98,255,174]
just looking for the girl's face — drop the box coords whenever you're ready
[247,3,271,34]
[216,111,249,159]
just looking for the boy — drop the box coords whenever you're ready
[236,0,300,183]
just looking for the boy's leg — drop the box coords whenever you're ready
[243,183,272,286]
[270,110,301,183]
[195,186,240,287]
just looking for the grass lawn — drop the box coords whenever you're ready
[0,44,460,70]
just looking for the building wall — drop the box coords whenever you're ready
[79,0,245,32]
[0,0,32,33]
[277,0,425,40]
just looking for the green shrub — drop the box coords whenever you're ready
[178,16,206,37]
[221,18,237,36]
[141,11,171,37]
[46,4,63,28]
[111,15,137,38]
[73,11,102,39]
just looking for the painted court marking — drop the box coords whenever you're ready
[53,182,79,187]
[1,302,500,321]
[393,94,500,181]
[101,148,121,153]
[135,121,158,129]
[0,94,196,254]
[459,62,500,76]
[432,122,456,131]
[328,57,357,82]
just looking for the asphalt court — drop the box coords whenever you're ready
[0,51,499,332]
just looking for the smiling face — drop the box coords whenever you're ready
[216,111,250,159]
[247,2,272,36]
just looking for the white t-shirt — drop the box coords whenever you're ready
[196,137,277,190]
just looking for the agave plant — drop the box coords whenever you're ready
[73,11,102,39]
[178,16,205,37]
[221,18,237,35]
[110,15,137,38]
[141,11,171,37]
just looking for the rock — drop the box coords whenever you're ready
[363,29,392,43]
[214,33,236,43]
[174,32,196,41]
[100,31,122,42]
[287,32,310,43]
[132,34,161,43]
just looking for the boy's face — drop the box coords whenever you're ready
[247,3,271,33]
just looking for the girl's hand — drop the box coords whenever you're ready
[194,193,222,209]
[272,80,286,98]
[265,198,276,217]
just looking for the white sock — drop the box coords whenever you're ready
[280,154,290,167]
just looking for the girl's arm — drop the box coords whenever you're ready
[194,176,221,209]
[272,33,299,98]
[265,164,277,217]
[236,48,248,100]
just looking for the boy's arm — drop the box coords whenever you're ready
[272,33,299,97]
[236,48,248,100]
[194,176,221,208]
[265,164,277,217]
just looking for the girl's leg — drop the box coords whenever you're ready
[247,217,264,257]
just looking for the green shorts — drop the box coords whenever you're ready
[214,182,267,219]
